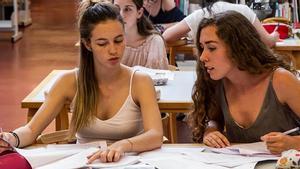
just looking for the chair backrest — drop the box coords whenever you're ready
[36,129,76,144]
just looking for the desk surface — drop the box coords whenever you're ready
[275,39,300,51]
[156,71,195,111]
[25,143,276,169]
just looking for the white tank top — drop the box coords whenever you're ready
[71,69,144,144]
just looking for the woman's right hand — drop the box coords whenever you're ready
[203,131,230,148]
[271,30,281,43]
[0,132,16,153]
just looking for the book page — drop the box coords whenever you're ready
[18,141,107,168]
[16,148,80,168]
[208,142,276,157]
[37,147,140,169]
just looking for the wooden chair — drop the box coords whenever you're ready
[36,129,76,144]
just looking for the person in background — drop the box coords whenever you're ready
[143,0,185,33]
[191,11,300,154]
[163,0,279,48]
[113,0,169,70]
[0,1,163,163]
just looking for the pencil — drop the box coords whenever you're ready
[283,127,300,135]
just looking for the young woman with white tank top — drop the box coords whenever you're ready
[72,69,144,144]
[0,2,163,164]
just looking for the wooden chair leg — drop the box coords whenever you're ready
[27,108,38,123]
[169,113,177,143]
[169,47,176,66]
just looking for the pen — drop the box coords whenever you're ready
[283,127,300,135]
[273,23,280,32]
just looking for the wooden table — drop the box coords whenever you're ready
[21,70,195,143]
[274,40,300,67]
[167,39,300,68]
[167,43,195,66]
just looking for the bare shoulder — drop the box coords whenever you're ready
[56,69,77,86]
[272,68,300,101]
[131,70,156,104]
[132,71,154,88]
[50,69,77,98]
[273,68,298,86]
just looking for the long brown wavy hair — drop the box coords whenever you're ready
[190,11,297,143]
[69,1,124,136]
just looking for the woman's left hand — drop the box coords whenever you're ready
[86,140,126,163]
[261,132,299,154]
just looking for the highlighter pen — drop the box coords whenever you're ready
[283,127,300,135]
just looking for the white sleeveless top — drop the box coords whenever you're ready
[71,69,144,144]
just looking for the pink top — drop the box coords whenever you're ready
[121,34,169,70]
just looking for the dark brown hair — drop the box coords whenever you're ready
[190,11,296,143]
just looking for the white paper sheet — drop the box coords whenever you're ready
[208,142,277,157]
[183,151,278,168]
[18,141,107,168]
[140,156,228,169]
[37,147,140,169]
[140,146,205,156]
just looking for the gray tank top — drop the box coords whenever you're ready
[219,73,300,143]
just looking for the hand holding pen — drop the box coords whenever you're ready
[270,23,281,43]
[273,23,280,32]
[261,127,300,154]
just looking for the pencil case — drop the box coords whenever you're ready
[262,23,291,39]
[276,149,300,169]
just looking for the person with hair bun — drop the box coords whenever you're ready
[0,1,163,163]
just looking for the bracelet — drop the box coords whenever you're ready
[9,131,20,148]
[126,139,133,152]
